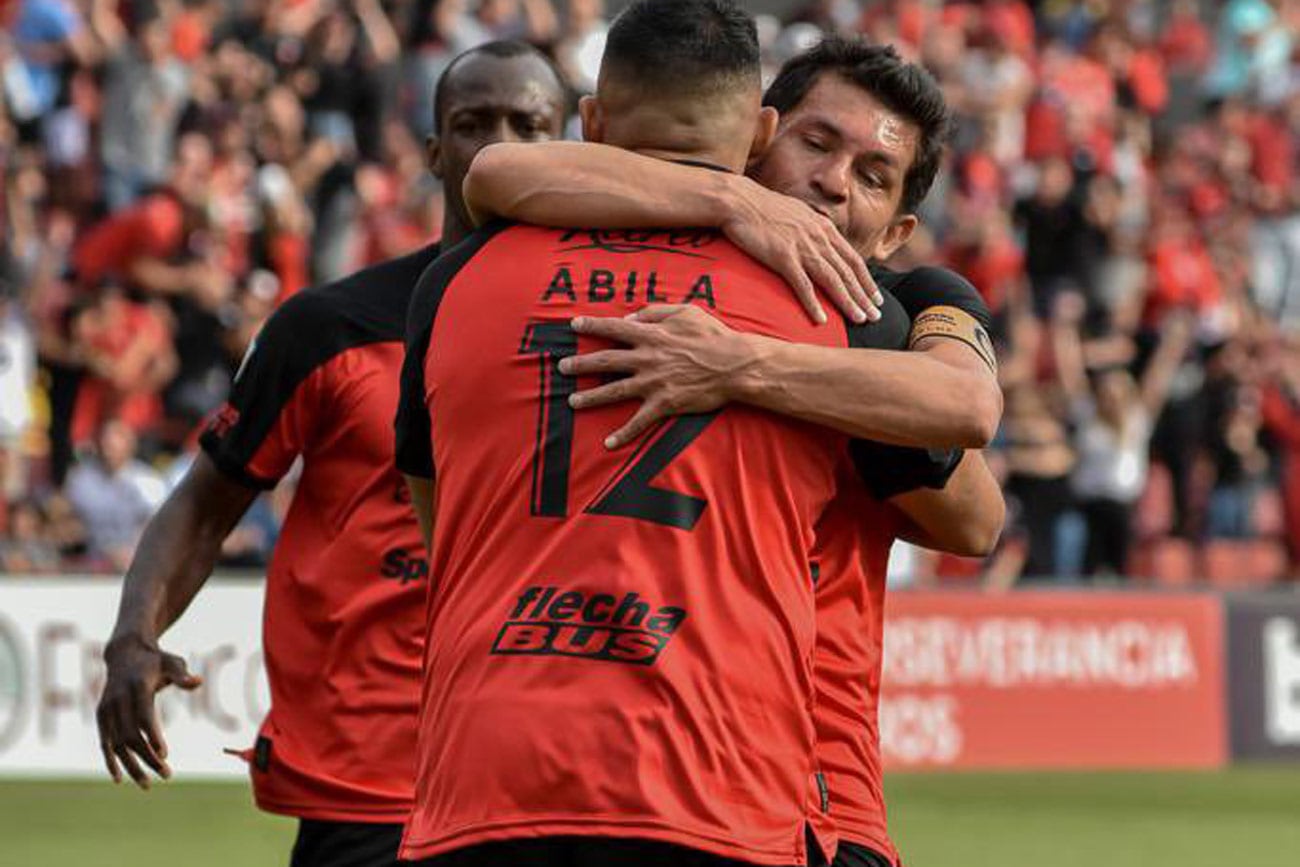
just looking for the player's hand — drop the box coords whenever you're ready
[722,177,881,325]
[97,634,203,789]
[564,305,754,449]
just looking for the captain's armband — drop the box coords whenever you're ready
[908,305,997,373]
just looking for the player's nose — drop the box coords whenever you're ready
[810,156,851,205]
[487,117,520,146]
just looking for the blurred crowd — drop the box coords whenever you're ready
[0,0,1298,585]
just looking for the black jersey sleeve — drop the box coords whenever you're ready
[842,275,968,499]
[199,292,337,489]
[891,265,996,372]
[395,220,512,479]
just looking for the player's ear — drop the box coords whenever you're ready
[872,213,918,261]
[748,106,779,162]
[579,95,604,144]
[426,134,444,181]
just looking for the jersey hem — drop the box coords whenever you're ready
[254,793,413,824]
[398,817,806,866]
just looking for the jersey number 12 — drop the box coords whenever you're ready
[521,322,717,531]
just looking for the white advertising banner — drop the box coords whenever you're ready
[0,578,267,778]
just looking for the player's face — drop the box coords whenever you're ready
[429,54,567,236]
[750,73,919,261]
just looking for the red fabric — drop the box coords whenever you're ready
[1249,114,1294,195]
[73,194,186,287]
[1143,237,1221,327]
[1160,15,1213,71]
[984,0,1036,57]
[171,11,209,63]
[207,343,427,821]
[945,239,1023,313]
[1262,385,1300,566]
[269,233,310,303]
[1128,49,1169,114]
[70,301,170,444]
[403,226,876,864]
[809,479,902,864]
[1024,98,1067,161]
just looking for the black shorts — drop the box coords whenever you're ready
[290,819,404,867]
[409,836,803,867]
[832,840,895,867]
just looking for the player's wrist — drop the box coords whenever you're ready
[104,629,160,662]
[712,172,758,233]
[724,331,777,404]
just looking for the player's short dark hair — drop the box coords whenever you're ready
[601,0,760,98]
[765,38,951,215]
[433,40,566,134]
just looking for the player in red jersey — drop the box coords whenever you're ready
[94,42,568,867]
[458,37,1004,867]
[395,4,922,866]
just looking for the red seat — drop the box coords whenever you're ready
[1202,539,1286,588]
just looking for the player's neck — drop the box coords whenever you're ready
[441,213,472,249]
[630,147,743,175]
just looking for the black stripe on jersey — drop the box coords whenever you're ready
[201,243,441,489]
[395,220,513,480]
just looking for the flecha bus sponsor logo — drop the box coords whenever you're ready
[491,586,687,666]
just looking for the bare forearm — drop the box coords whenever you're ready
[465,142,735,228]
[730,336,1000,448]
[108,462,255,647]
[404,475,434,553]
[890,452,1004,556]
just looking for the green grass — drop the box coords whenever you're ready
[3,770,1299,866]
[886,768,1300,867]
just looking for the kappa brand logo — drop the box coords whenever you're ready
[380,548,429,585]
[491,586,687,666]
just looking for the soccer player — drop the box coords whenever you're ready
[94,41,568,867]
[457,37,1003,867]
[394,3,918,866]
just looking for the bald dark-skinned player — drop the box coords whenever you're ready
[94,41,567,867]
[394,3,919,867]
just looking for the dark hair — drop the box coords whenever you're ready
[765,38,951,214]
[602,0,759,97]
[433,40,566,134]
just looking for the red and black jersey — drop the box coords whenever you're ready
[394,221,910,866]
[813,264,992,863]
[200,242,440,822]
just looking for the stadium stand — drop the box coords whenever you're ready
[0,0,1297,585]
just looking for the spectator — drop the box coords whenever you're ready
[1013,156,1088,319]
[0,0,1297,582]
[64,419,166,571]
[556,0,607,95]
[67,277,177,448]
[7,0,94,127]
[0,280,35,502]
[91,5,190,210]
[1262,331,1300,576]
[1056,296,1196,577]
[0,498,59,573]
